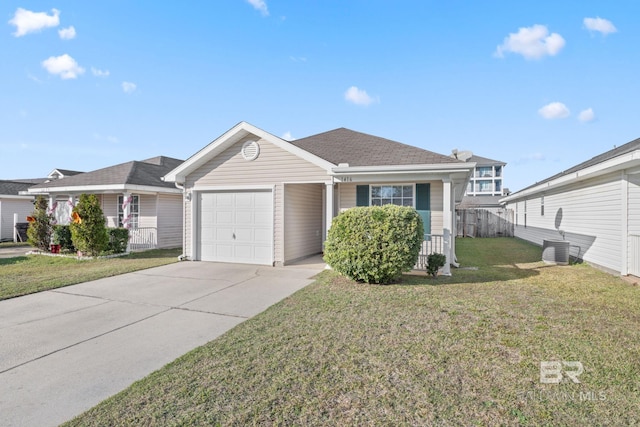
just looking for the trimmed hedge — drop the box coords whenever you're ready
[52,225,75,253]
[27,195,53,251]
[324,204,424,284]
[108,228,130,253]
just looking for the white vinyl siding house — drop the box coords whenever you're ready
[502,139,640,277]
[0,197,34,241]
[165,122,474,268]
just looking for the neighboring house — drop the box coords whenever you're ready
[452,152,507,211]
[163,122,474,270]
[0,180,37,242]
[26,156,184,249]
[501,138,640,277]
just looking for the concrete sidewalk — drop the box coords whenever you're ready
[0,259,324,427]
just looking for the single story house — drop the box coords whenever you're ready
[501,137,640,277]
[26,156,184,249]
[0,180,37,242]
[163,122,474,270]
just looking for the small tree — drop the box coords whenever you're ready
[27,195,53,251]
[70,194,109,256]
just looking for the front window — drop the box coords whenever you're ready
[495,180,502,192]
[370,185,414,207]
[118,195,139,229]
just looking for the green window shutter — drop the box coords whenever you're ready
[356,185,369,206]
[416,183,431,235]
[416,183,430,210]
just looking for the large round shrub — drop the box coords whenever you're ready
[324,204,424,284]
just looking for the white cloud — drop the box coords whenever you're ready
[41,54,85,79]
[58,25,76,40]
[538,102,570,119]
[495,24,565,60]
[247,0,269,16]
[289,56,307,62]
[344,86,378,106]
[578,108,595,123]
[282,131,293,140]
[91,67,110,77]
[122,81,137,93]
[584,17,617,35]
[9,8,60,37]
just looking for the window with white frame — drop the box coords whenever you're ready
[475,180,493,193]
[370,185,414,207]
[118,195,139,229]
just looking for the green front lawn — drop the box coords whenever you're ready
[66,238,640,426]
[0,248,182,300]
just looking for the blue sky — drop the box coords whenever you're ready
[1,1,638,192]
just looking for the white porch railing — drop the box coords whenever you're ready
[128,227,157,251]
[415,231,451,275]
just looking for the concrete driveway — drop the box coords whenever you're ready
[0,259,324,427]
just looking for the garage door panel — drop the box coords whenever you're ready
[198,191,273,265]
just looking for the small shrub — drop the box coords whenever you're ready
[52,225,75,253]
[426,253,447,278]
[27,195,53,251]
[70,194,109,257]
[324,204,424,284]
[108,228,130,253]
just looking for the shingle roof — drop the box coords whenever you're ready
[517,137,640,193]
[51,169,83,177]
[0,180,36,196]
[29,156,184,190]
[289,128,464,167]
[467,154,505,166]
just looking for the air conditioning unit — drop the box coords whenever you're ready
[542,239,570,265]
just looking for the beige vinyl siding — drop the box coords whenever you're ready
[185,198,192,257]
[186,137,329,187]
[284,184,323,263]
[185,137,330,264]
[102,194,118,228]
[510,173,623,273]
[274,185,283,264]
[157,194,183,248]
[0,199,34,241]
[337,181,443,235]
[139,195,157,229]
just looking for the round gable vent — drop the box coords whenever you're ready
[241,140,260,161]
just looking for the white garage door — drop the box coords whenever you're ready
[199,191,273,265]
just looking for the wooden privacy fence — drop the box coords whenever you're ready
[456,208,514,238]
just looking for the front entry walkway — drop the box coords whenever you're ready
[0,261,324,427]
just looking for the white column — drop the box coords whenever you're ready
[325,182,335,240]
[122,192,132,252]
[442,179,452,276]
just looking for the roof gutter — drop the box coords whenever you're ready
[330,163,475,175]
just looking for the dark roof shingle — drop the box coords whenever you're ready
[289,128,464,167]
[0,180,37,196]
[29,156,184,190]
